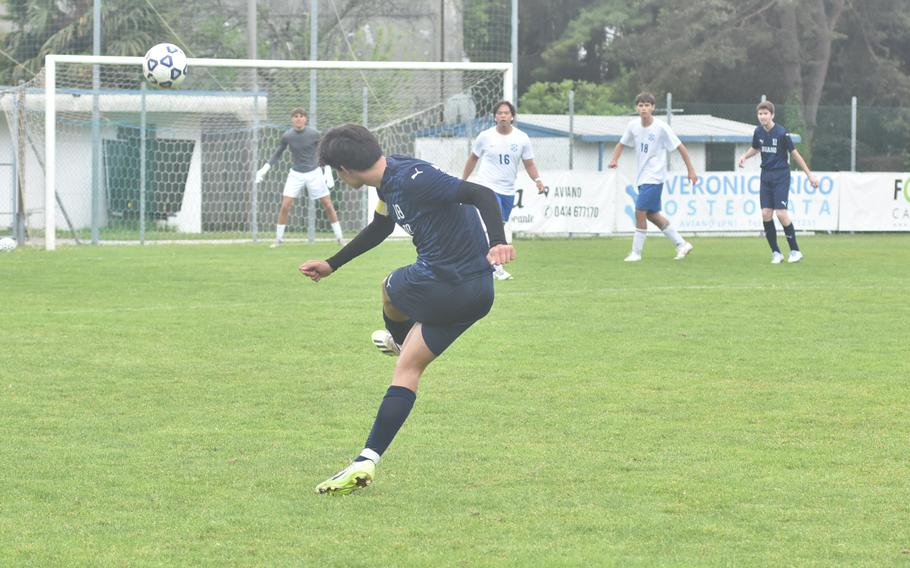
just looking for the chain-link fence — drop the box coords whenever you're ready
[502,97,910,175]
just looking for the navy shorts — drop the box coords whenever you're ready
[385,264,494,356]
[495,193,515,222]
[760,170,791,210]
[635,183,663,212]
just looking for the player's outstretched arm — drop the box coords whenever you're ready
[738,147,759,168]
[790,150,820,188]
[607,143,624,168]
[522,158,546,194]
[299,260,333,282]
[462,153,480,180]
[454,180,515,265]
[676,143,698,184]
[255,163,271,183]
[257,137,289,183]
[305,212,395,280]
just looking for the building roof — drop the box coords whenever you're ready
[514,113,801,144]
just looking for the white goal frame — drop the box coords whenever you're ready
[43,54,513,250]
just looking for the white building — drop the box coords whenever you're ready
[415,113,799,179]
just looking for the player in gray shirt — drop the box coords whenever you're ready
[256,108,345,246]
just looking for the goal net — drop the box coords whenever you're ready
[2,56,511,249]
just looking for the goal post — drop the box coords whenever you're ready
[31,55,512,250]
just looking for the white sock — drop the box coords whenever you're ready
[359,448,381,464]
[661,221,685,247]
[493,263,505,273]
[504,222,513,244]
[275,224,286,241]
[632,229,647,254]
[331,221,343,240]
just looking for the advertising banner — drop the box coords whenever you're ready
[838,172,910,231]
[509,170,616,234]
[365,169,908,237]
[614,172,840,233]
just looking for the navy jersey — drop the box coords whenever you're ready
[376,156,491,281]
[751,123,795,171]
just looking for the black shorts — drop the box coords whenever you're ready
[760,170,791,210]
[385,264,494,356]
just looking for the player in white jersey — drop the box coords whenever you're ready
[609,92,698,262]
[462,101,545,280]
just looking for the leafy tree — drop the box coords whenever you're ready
[605,0,910,152]
[519,79,626,115]
[0,0,174,84]
[533,0,652,89]
[515,0,612,95]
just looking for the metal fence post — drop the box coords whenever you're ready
[140,82,147,244]
[568,89,575,170]
[850,96,857,172]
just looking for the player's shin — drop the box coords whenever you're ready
[632,229,647,254]
[782,223,799,251]
[356,386,417,462]
[660,221,684,246]
[383,312,414,347]
[763,220,780,253]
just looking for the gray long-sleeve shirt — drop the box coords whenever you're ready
[268,126,320,172]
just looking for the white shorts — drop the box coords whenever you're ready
[283,167,330,200]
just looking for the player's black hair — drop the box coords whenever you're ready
[635,92,656,105]
[318,124,383,172]
[492,100,516,118]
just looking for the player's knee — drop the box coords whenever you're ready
[380,281,408,321]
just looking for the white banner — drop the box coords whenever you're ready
[614,172,840,232]
[362,169,909,237]
[509,170,616,234]
[838,172,910,231]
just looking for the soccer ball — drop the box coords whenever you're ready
[143,43,188,88]
[0,236,17,253]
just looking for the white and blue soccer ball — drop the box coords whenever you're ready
[0,236,17,253]
[143,43,188,88]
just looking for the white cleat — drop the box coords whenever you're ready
[788,250,803,263]
[493,266,513,280]
[624,252,642,262]
[336,237,346,246]
[770,251,784,264]
[371,330,400,357]
[674,242,694,260]
[269,240,282,249]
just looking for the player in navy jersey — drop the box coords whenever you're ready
[299,123,515,495]
[738,101,819,264]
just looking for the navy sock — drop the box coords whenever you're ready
[359,386,417,458]
[763,220,780,253]
[383,312,414,346]
[782,223,799,251]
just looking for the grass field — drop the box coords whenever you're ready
[1,235,908,566]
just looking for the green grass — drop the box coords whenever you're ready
[1,235,909,566]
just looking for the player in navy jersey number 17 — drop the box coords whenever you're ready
[738,100,819,264]
[299,124,514,495]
